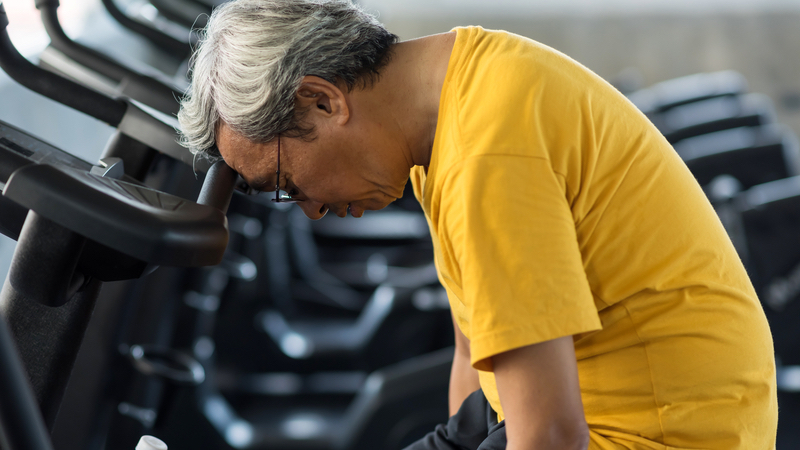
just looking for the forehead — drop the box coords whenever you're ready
[215,122,270,173]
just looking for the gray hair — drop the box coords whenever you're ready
[178,0,398,159]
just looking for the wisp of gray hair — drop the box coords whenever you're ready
[177,0,397,160]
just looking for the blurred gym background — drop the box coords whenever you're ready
[3,0,800,448]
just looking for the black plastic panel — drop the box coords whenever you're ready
[0,120,94,240]
[0,120,91,182]
[3,165,228,267]
[678,125,797,189]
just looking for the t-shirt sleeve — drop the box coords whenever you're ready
[441,154,602,371]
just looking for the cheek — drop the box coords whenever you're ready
[291,161,340,198]
[295,150,343,182]
[303,170,365,203]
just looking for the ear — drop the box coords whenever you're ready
[296,76,350,126]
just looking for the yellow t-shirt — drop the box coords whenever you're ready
[411,26,777,449]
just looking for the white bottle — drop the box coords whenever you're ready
[136,435,168,450]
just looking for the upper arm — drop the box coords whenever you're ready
[493,336,589,450]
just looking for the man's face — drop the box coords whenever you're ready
[216,122,406,219]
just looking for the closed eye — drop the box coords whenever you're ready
[240,178,270,195]
[249,178,271,191]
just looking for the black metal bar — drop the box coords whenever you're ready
[149,0,210,30]
[100,0,192,60]
[37,4,184,116]
[0,2,7,30]
[0,211,102,429]
[5,211,86,308]
[197,161,238,214]
[0,5,126,126]
[0,145,33,184]
[39,5,129,82]
[101,131,157,181]
[0,311,55,450]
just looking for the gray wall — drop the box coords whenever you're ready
[365,4,800,141]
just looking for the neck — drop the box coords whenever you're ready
[363,32,456,169]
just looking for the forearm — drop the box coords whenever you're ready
[506,429,589,450]
[449,311,480,415]
[449,346,480,415]
[494,336,590,450]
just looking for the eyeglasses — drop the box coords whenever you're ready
[272,134,302,203]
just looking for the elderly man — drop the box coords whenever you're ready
[178,1,778,449]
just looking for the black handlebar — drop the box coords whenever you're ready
[100,0,193,60]
[35,2,185,116]
[0,4,127,126]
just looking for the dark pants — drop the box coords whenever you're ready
[403,390,507,450]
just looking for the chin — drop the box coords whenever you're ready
[374,198,397,211]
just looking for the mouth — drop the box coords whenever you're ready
[328,199,387,219]
[328,204,348,218]
[347,204,364,218]
[330,203,363,218]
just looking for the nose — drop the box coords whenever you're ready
[297,200,329,220]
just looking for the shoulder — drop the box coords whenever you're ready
[442,27,647,161]
[440,27,600,163]
[448,26,587,83]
